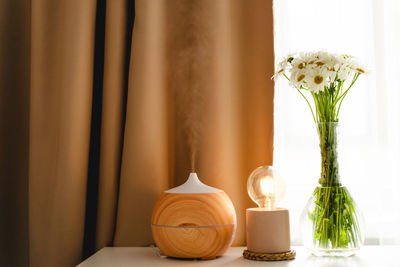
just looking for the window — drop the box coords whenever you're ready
[274,0,400,245]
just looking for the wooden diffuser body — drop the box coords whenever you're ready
[151,173,237,259]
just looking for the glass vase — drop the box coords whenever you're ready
[300,122,365,256]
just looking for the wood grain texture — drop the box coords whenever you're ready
[151,192,236,258]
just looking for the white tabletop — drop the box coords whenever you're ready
[78,246,400,267]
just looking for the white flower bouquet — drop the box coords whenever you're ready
[275,51,366,123]
[274,51,366,255]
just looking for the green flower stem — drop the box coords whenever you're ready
[318,123,340,186]
[311,187,362,249]
[337,74,359,116]
[283,73,317,122]
[298,87,316,122]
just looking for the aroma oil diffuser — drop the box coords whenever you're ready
[243,166,296,261]
[151,172,237,259]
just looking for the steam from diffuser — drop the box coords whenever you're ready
[168,1,213,172]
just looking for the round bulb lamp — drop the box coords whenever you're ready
[244,166,295,261]
[247,166,286,210]
[151,173,237,259]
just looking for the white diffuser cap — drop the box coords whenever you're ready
[165,172,222,194]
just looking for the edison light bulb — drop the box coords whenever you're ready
[247,166,286,209]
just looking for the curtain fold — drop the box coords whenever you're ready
[0,1,31,267]
[94,0,134,251]
[113,0,170,247]
[30,1,97,266]
[0,0,274,266]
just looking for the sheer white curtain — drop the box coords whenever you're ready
[274,0,400,245]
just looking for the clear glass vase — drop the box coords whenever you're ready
[300,122,365,256]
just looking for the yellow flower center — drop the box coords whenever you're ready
[298,63,305,69]
[314,75,323,84]
[297,74,305,82]
[356,68,365,73]
[316,61,325,66]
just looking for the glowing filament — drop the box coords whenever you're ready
[260,176,274,209]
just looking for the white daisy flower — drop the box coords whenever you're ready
[281,54,294,68]
[354,66,367,74]
[290,69,308,88]
[327,70,337,83]
[318,52,336,70]
[273,54,295,79]
[347,59,368,74]
[291,57,307,72]
[305,68,330,93]
[273,68,285,79]
[337,65,352,81]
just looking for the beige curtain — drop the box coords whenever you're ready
[0,0,274,266]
